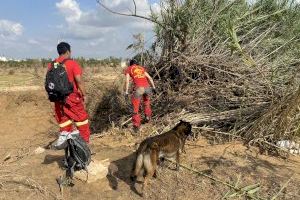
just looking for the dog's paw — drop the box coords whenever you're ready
[153,170,158,178]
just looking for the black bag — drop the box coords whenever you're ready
[45,59,73,102]
[64,134,91,178]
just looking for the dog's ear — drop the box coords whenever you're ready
[180,119,187,123]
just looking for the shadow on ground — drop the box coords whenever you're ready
[42,154,65,168]
[106,152,142,196]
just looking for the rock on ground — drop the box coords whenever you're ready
[74,159,110,183]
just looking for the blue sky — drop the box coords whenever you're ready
[0,0,160,59]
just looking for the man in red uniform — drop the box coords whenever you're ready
[49,42,90,143]
[124,59,156,132]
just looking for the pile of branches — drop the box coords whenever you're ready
[143,0,300,154]
[98,0,300,154]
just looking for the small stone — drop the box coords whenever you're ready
[3,154,11,161]
[34,147,46,154]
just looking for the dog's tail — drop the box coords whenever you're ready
[131,142,159,182]
[144,143,158,173]
[131,153,144,182]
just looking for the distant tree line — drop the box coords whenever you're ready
[0,57,122,68]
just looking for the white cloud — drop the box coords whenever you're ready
[28,39,40,45]
[54,0,159,58]
[56,0,158,39]
[88,38,105,47]
[0,19,23,39]
[56,0,82,23]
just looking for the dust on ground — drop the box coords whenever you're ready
[0,72,299,200]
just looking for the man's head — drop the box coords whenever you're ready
[129,59,138,66]
[57,42,71,58]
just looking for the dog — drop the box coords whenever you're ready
[130,120,192,195]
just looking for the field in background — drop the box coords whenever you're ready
[0,58,122,91]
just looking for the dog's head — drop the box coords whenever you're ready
[176,120,192,136]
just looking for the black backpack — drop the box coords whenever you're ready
[64,134,91,178]
[45,59,74,102]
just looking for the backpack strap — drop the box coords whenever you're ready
[60,58,71,65]
[50,61,55,69]
[49,58,71,70]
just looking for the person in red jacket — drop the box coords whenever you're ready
[124,59,156,133]
[49,42,90,143]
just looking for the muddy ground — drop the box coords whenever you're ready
[0,71,300,200]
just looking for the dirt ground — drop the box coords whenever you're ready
[0,72,300,200]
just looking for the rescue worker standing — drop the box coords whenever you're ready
[124,59,156,133]
[48,42,91,143]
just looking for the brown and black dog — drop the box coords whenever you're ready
[131,120,192,194]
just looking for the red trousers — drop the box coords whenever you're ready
[131,87,152,127]
[54,92,90,143]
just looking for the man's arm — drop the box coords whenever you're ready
[125,73,130,94]
[75,75,87,101]
[145,72,156,89]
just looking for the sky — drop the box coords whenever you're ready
[0,0,160,59]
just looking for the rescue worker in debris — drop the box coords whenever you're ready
[49,42,91,143]
[124,59,156,133]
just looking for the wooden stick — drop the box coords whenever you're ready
[121,117,132,127]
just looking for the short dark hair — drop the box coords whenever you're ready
[57,42,71,55]
[129,59,138,66]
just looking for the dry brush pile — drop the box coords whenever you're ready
[122,0,300,155]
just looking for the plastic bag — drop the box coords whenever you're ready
[53,130,80,150]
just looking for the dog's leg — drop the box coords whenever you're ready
[151,149,158,178]
[130,153,137,181]
[176,150,180,171]
[142,152,156,196]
